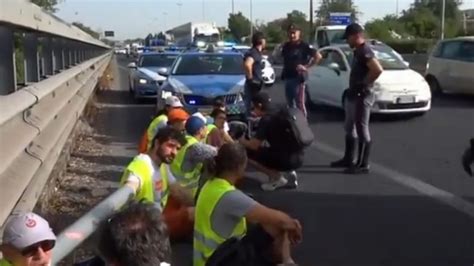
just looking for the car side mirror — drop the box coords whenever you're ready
[328,62,341,76]
[127,62,137,68]
[158,68,169,77]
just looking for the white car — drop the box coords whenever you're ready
[306,44,431,114]
[425,36,474,95]
[232,45,275,86]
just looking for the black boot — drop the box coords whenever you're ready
[345,141,371,174]
[331,136,356,168]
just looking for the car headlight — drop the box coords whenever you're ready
[139,78,148,84]
[196,41,206,47]
[217,41,224,47]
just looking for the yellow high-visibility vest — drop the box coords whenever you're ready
[0,259,12,266]
[193,178,247,266]
[146,114,167,150]
[205,124,217,144]
[120,155,170,209]
[170,135,202,196]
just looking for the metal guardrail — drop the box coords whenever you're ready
[0,0,111,227]
[52,186,135,264]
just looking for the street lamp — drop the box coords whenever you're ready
[441,0,446,39]
[202,0,205,20]
[163,12,168,30]
[250,0,253,38]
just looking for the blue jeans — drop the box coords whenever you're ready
[285,78,307,117]
[344,91,375,142]
[244,82,261,116]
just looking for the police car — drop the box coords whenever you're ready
[127,51,180,101]
[157,45,246,120]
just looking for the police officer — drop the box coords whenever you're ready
[243,32,266,115]
[330,23,383,174]
[281,24,321,117]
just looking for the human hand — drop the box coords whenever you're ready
[296,64,307,72]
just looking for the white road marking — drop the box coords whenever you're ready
[313,141,474,218]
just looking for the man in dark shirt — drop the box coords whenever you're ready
[330,23,383,174]
[281,24,321,117]
[243,32,265,116]
[239,92,303,191]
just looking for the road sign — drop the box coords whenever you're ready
[104,31,114,37]
[329,12,352,25]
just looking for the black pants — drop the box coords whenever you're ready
[247,148,304,171]
[206,225,275,266]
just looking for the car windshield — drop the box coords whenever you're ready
[194,34,220,43]
[172,54,244,75]
[139,54,178,67]
[341,45,408,70]
[327,30,346,44]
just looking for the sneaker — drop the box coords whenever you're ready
[261,176,288,191]
[284,171,298,189]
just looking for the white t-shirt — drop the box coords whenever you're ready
[126,154,176,209]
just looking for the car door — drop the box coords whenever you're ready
[307,50,333,104]
[313,49,345,107]
[436,40,463,91]
[451,40,474,93]
[325,50,350,107]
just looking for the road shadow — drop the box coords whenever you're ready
[431,94,474,109]
[71,153,131,167]
[172,191,474,266]
[67,168,123,183]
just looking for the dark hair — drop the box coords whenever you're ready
[98,202,171,265]
[210,108,226,119]
[213,96,225,108]
[151,126,186,148]
[252,31,265,47]
[251,92,272,112]
[213,143,247,177]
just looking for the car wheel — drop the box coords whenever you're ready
[426,75,443,95]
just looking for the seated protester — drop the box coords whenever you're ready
[206,108,234,148]
[194,143,302,266]
[98,201,171,266]
[166,108,190,133]
[239,92,302,191]
[138,96,184,153]
[121,126,195,239]
[170,116,218,198]
[0,212,56,266]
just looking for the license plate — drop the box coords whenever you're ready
[396,96,415,104]
[161,91,172,99]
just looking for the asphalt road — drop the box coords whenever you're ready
[104,55,474,266]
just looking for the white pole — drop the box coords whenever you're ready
[250,0,253,38]
[202,0,205,20]
[441,0,446,39]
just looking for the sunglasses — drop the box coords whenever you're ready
[21,240,55,257]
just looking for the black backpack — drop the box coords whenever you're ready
[267,107,314,152]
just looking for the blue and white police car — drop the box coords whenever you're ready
[128,51,180,101]
[157,46,246,120]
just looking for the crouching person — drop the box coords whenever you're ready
[121,126,195,240]
[194,143,302,266]
[0,212,56,266]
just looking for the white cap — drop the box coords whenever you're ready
[165,96,183,107]
[2,212,56,249]
[192,112,208,124]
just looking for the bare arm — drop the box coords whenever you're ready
[305,50,323,68]
[239,137,262,151]
[245,203,302,243]
[244,57,254,80]
[169,183,194,206]
[366,57,383,86]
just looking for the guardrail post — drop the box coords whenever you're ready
[41,37,53,77]
[66,43,72,68]
[73,44,78,65]
[23,33,40,84]
[0,25,16,95]
[52,38,63,73]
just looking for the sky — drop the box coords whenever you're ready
[55,0,474,40]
